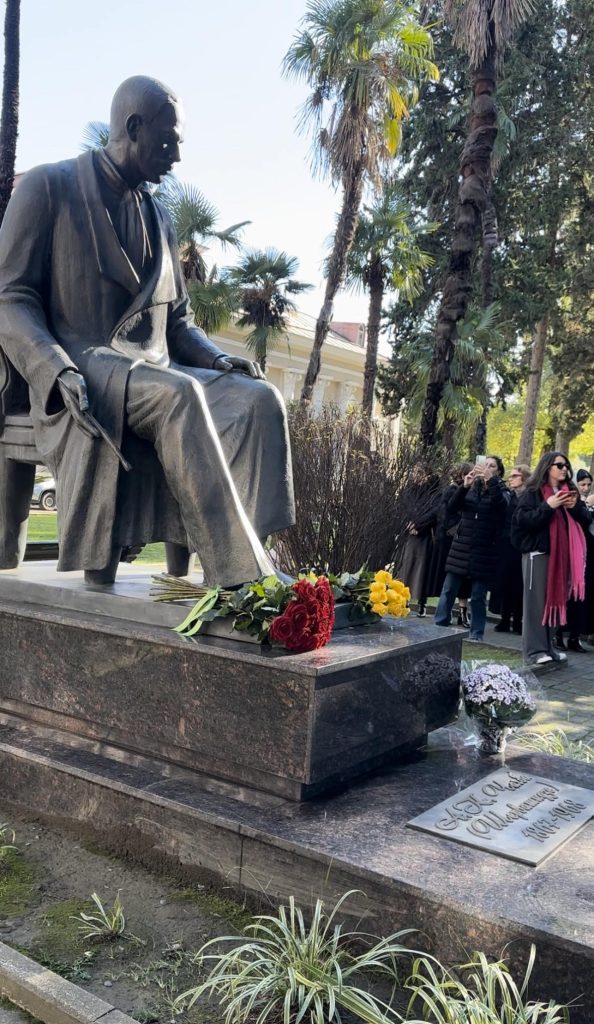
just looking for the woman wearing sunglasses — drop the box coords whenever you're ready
[511,452,591,665]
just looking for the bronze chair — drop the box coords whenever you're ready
[0,347,38,567]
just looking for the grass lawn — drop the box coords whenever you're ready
[28,512,166,566]
[27,512,58,542]
[462,641,523,667]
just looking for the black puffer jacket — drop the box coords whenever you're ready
[511,486,590,553]
[445,477,508,582]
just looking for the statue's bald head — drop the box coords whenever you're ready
[109,76,179,141]
[105,75,184,187]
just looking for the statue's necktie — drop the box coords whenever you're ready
[115,188,153,281]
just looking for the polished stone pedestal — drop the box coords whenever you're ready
[0,566,462,800]
[0,720,591,1019]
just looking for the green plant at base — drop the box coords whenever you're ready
[170,886,253,930]
[27,948,96,984]
[0,823,16,860]
[72,891,126,941]
[0,849,38,918]
[406,946,570,1023]
[515,730,594,764]
[178,890,415,1024]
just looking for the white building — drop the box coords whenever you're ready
[212,311,386,417]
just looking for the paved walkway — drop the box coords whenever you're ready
[472,620,594,745]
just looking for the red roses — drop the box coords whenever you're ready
[269,576,335,653]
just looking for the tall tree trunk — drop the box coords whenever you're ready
[481,190,497,308]
[473,193,498,448]
[474,406,488,456]
[419,30,497,447]
[554,428,573,455]
[442,416,456,453]
[361,262,384,419]
[589,451,594,477]
[0,0,20,228]
[517,315,549,464]
[300,167,365,405]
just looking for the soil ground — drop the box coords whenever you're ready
[0,806,415,1024]
[0,804,256,1023]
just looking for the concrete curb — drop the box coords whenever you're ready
[0,941,140,1024]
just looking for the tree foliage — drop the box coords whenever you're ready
[227,250,311,370]
[345,185,436,415]
[379,0,594,461]
[284,0,438,404]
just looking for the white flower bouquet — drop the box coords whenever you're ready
[463,663,537,728]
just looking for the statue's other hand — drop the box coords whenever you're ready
[214,355,265,381]
[57,370,100,438]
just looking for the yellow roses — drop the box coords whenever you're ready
[369,570,410,618]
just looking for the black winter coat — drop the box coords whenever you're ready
[511,486,590,553]
[445,478,508,582]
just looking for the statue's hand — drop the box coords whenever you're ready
[214,355,265,380]
[57,370,100,438]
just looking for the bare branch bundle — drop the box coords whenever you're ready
[273,406,447,575]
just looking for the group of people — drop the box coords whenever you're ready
[399,453,594,666]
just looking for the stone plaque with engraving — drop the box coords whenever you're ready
[407,768,594,865]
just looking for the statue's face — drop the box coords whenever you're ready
[133,100,184,183]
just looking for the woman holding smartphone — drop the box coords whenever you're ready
[511,452,590,665]
[434,455,508,640]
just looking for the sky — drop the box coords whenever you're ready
[13,0,370,324]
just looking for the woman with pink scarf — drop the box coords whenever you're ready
[511,452,590,666]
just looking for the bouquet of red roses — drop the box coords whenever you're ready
[269,577,335,652]
[151,572,336,654]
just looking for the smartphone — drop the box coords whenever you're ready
[475,455,487,465]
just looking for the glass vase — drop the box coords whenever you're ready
[477,720,511,755]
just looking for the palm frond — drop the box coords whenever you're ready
[187,275,240,335]
[213,222,251,249]
[81,120,109,151]
[227,247,310,367]
[345,184,437,302]
[157,178,249,253]
[283,0,438,186]
[444,0,535,68]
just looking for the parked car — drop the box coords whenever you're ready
[31,477,57,511]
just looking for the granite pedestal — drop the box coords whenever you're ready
[0,567,592,1017]
[0,565,462,800]
[0,721,591,1019]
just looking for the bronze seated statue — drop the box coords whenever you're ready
[0,76,295,587]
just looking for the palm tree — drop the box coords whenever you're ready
[186,268,241,336]
[0,0,20,227]
[283,0,438,406]
[419,0,533,447]
[404,303,506,451]
[227,249,311,372]
[156,179,252,334]
[157,178,249,284]
[345,188,436,417]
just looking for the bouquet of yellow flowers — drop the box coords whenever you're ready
[368,570,410,617]
[327,567,411,621]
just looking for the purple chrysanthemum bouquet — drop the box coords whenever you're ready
[463,663,537,728]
